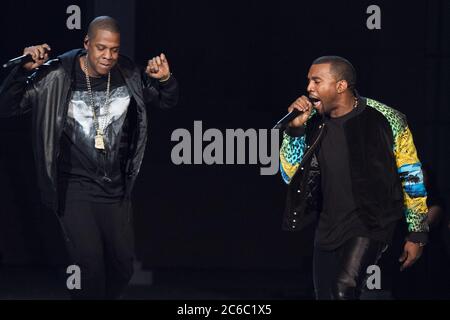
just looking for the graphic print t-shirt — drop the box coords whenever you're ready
[58,55,131,203]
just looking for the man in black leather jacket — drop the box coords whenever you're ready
[0,16,179,299]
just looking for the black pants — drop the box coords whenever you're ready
[59,199,135,299]
[313,237,386,300]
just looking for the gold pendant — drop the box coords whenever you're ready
[95,132,105,150]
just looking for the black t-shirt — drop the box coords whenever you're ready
[58,54,131,203]
[315,102,395,250]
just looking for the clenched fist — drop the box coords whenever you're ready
[146,53,171,81]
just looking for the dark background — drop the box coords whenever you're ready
[0,0,449,298]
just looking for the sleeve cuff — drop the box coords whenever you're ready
[285,125,305,137]
[158,74,176,87]
[407,232,428,245]
[11,65,32,81]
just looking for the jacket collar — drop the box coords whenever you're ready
[57,49,83,75]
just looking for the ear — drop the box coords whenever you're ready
[83,36,89,50]
[336,80,348,94]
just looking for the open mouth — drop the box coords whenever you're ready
[309,96,322,108]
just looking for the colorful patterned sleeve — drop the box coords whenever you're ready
[279,131,306,184]
[366,98,428,233]
[395,126,429,233]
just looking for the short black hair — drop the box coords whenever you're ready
[87,16,120,39]
[312,56,357,90]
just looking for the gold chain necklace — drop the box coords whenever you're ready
[83,55,111,151]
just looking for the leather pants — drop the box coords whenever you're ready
[313,236,387,300]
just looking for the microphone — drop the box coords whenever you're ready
[272,97,318,129]
[2,54,34,68]
[2,49,49,69]
[272,109,302,130]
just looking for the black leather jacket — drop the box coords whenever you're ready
[0,49,179,213]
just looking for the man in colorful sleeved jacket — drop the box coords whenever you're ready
[279,56,428,300]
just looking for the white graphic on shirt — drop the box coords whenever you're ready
[68,86,130,138]
[65,85,130,167]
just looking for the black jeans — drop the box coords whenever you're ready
[313,236,386,300]
[59,199,135,299]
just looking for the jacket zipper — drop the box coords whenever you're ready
[299,122,326,167]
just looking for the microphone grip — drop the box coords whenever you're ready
[273,109,302,130]
[3,48,49,69]
[2,54,33,69]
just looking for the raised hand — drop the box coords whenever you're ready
[145,53,171,81]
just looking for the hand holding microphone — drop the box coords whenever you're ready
[21,44,51,71]
[3,44,52,70]
[273,95,315,129]
[287,95,314,127]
